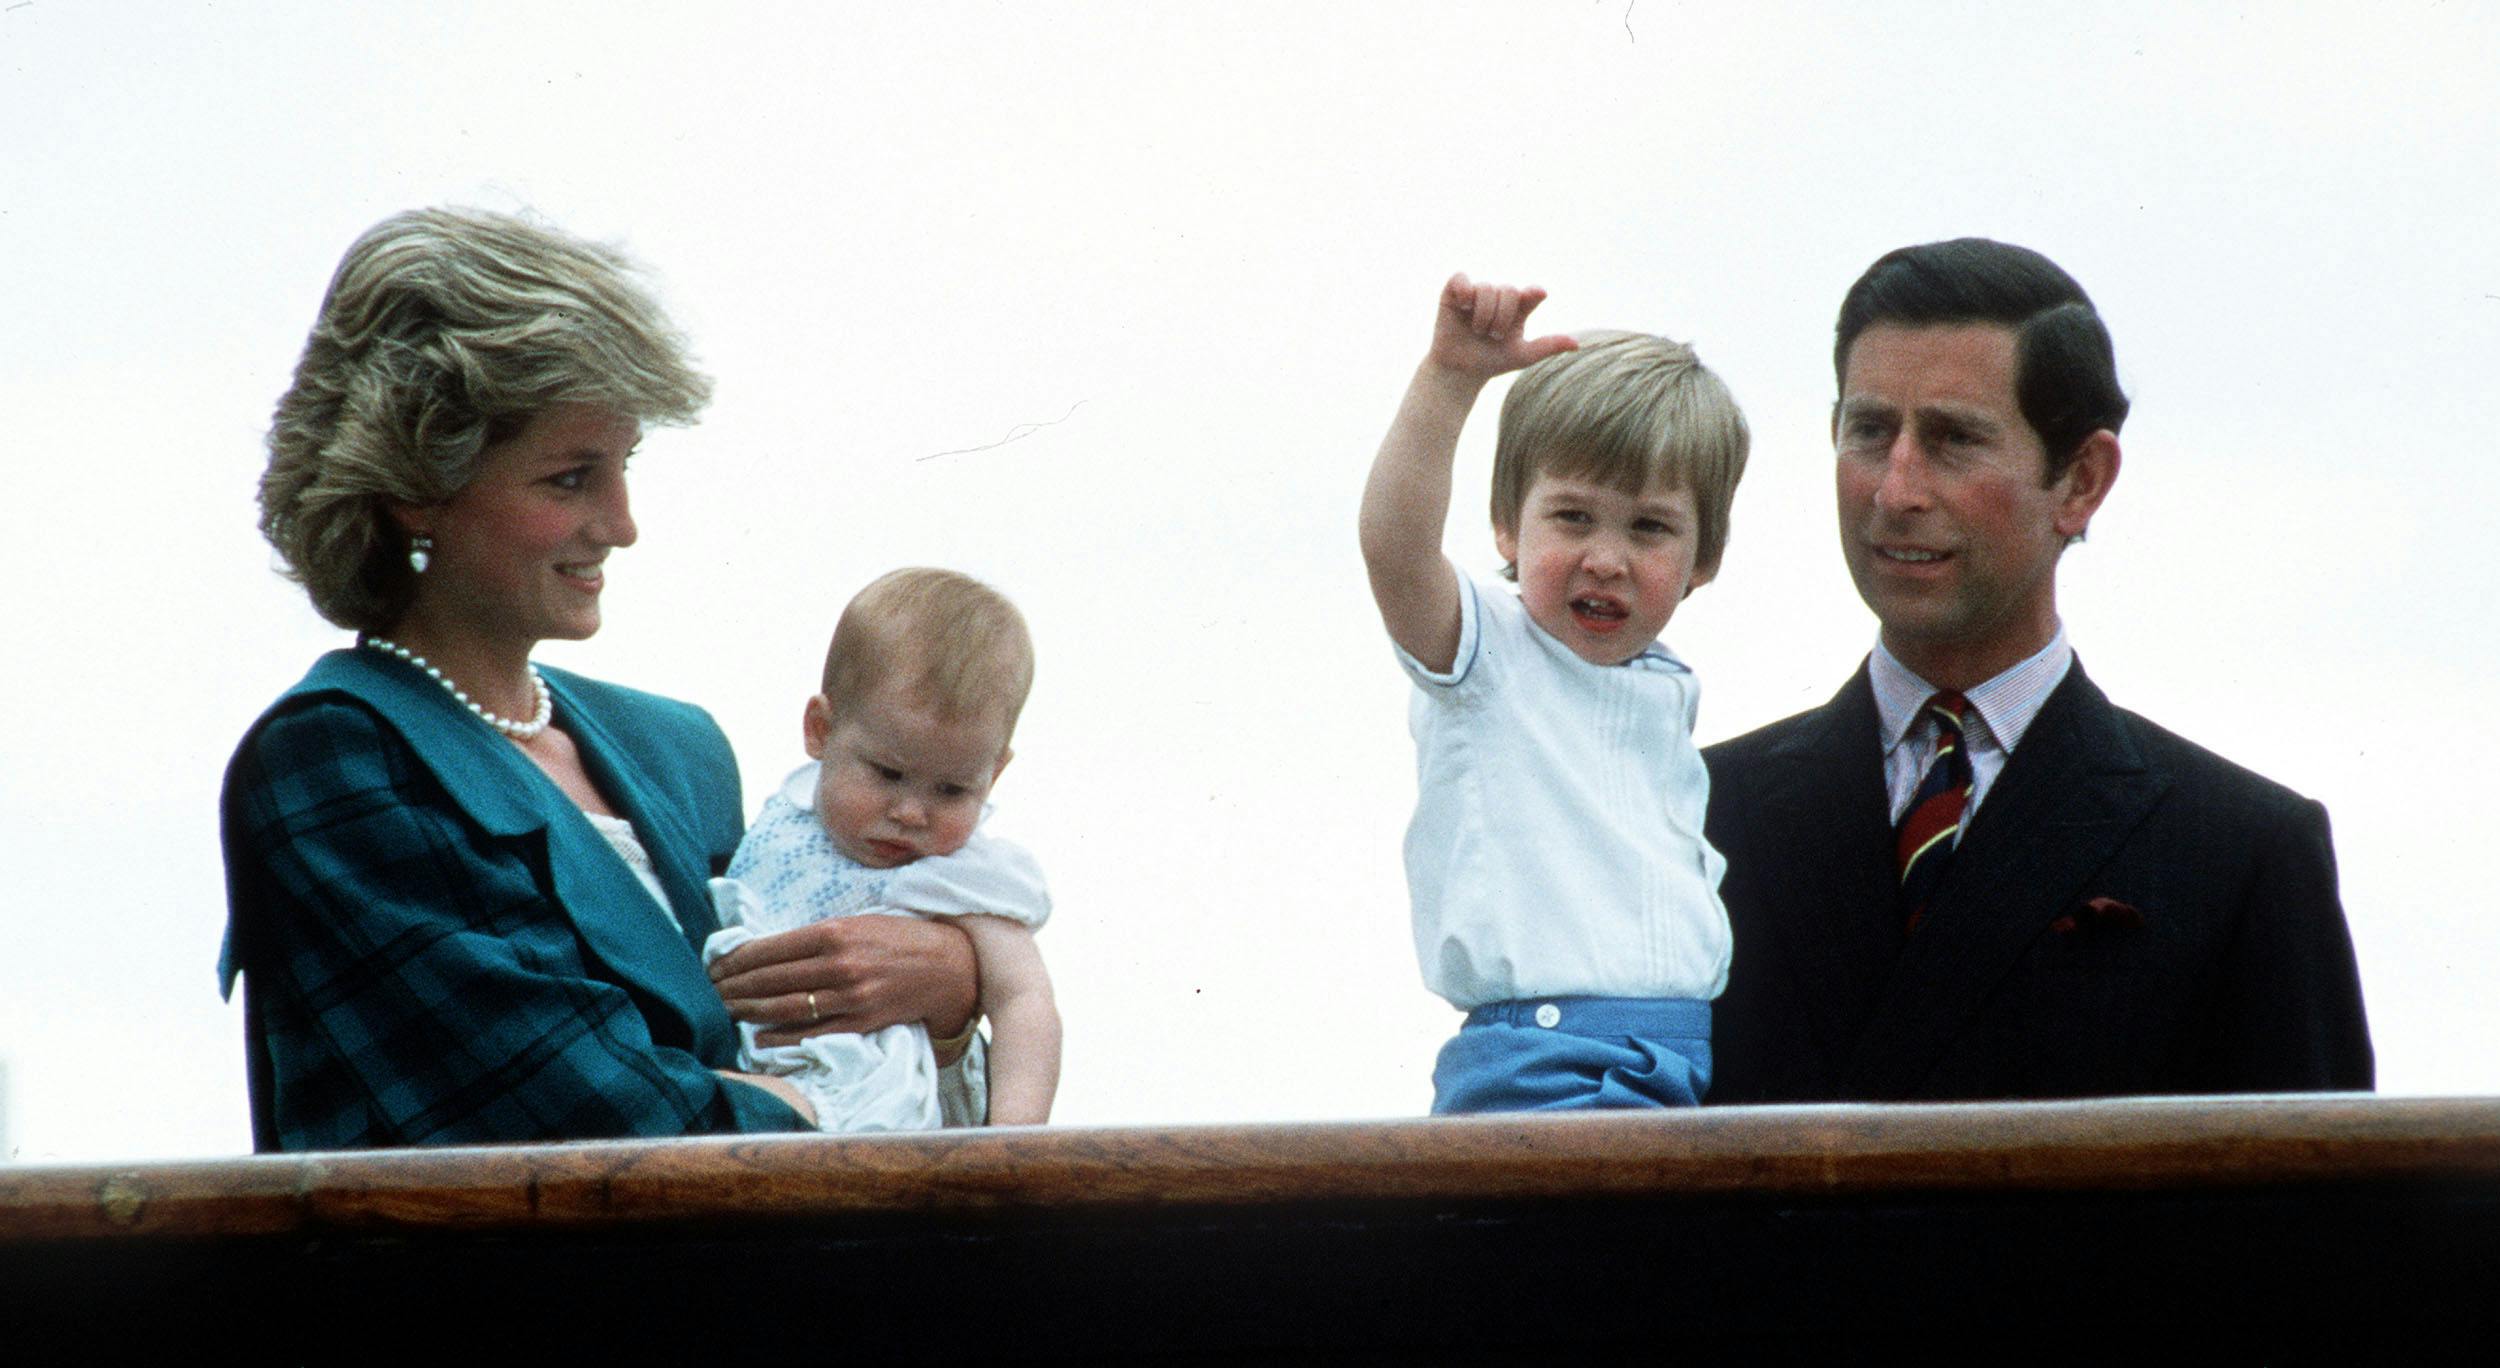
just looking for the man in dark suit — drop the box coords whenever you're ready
[1704,239,2372,1103]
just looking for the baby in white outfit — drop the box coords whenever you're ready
[705,567,1059,1128]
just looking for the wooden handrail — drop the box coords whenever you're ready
[8,1093,2495,1243]
[12,1097,2500,1356]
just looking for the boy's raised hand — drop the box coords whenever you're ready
[1361,270,1578,675]
[1427,272,1580,380]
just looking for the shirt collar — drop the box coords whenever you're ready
[1627,638,1689,675]
[1869,624,2074,756]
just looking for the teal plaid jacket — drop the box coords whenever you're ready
[219,649,808,1149]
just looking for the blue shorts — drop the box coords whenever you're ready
[1431,995,1712,1114]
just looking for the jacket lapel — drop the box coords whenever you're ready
[531,671,737,1059]
[1748,668,1907,1067]
[299,650,732,1059]
[545,669,724,946]
[1838,661,2170,1097]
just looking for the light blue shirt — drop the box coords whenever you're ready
[1397,572,1730,1010]
[1870,625,2077,831]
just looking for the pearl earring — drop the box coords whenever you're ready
[409,534,434,574]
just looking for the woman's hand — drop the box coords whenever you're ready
[709,914,980,1051]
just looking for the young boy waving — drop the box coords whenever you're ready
[1361,274,1750,1113]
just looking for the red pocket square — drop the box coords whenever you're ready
[2051,897,2146,934]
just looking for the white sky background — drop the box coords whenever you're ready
[2,2,2494,1162]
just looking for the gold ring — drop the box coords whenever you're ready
[805,990,821,1021]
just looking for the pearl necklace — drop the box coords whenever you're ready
[362,637,553,740]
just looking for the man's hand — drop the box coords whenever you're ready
[709,914,980,1048]
[1425,272,1579,382]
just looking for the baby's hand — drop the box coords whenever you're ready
[1426,273,1580,381]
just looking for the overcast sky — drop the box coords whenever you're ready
[3,2,2495,1162]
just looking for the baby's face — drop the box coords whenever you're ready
[804,684,1012,869]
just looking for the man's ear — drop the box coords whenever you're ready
[2054,430,2121,540]
[991,746,1014,783]
[802,694,834,760]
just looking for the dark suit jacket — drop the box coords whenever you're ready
[220,649,808,1149]
[1703,660,2372,1103]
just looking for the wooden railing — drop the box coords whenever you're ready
[7,1096,2497,1358]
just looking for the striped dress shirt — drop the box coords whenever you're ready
[1870,626,2076,835]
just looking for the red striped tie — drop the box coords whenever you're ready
[1896,691,1972,935]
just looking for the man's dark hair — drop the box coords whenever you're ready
[1834,238,2129,482]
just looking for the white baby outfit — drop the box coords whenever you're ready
[703,761,1050,1131]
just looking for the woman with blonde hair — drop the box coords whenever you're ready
[220,207,982,1148]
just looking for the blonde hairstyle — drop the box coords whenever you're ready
[258,207,713,631]
[820,569,1037,737]
[1490,331,1751,579]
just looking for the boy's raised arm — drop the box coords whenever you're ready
[1360,273,1578,674]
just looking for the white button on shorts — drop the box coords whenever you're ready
[1533,1002,1561,1029]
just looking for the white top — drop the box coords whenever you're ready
[703,761,1048,1131]
[1397,571,1730,1010]
[715,762,1050,938]
[1870,626,2076,831]
[582,810,679,933]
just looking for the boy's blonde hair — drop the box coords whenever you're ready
[1490,331,1750,579]
[820,568,1036,736]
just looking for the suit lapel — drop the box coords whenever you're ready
[1747,668,1907,1066]
[1839,662,2171,1097]
[299,651,732,1060]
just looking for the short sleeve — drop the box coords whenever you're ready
[1394,565,1485,689]
[882,829,1052,930]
